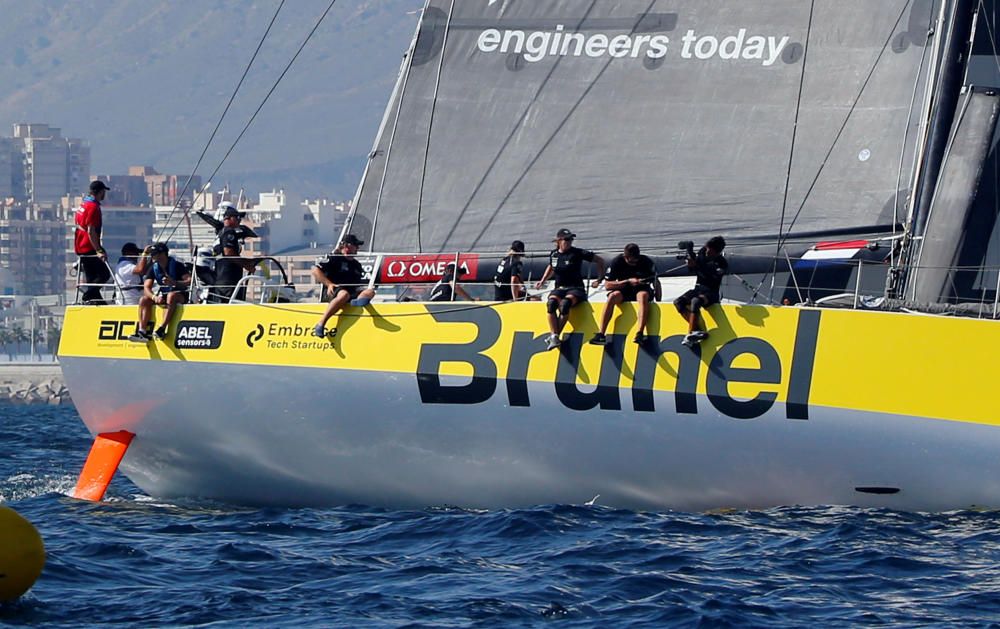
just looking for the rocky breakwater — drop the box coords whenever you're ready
[0,365,70,406]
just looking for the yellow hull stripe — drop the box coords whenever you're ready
[58,302,999,426]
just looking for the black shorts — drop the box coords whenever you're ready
[494,285,514,302]
[211,284,246,303]
[613,284,654,302]
[323,285,361,301]
[550,287,588,302]
[674,287,719,311]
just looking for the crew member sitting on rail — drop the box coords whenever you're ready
[674,235,728,348]
[312,234,375,341]
[128,243,191,343]
[534,228,605,351]
[114,242,151,306]
[591,243,660,346]
[493,240,525,301]
[429,262,474,302]
[212,205,260,303]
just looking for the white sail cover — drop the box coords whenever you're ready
[348,0,941,253]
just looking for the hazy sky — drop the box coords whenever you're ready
[0,0,422,196]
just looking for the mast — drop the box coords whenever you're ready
[901,0,978,298]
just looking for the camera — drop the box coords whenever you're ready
[675,240,696,260]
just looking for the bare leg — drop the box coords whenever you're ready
[547,298,560,337]
[317,289,352,329]
[160,292,186,332]
[598,292,623,335]
[555,296,580,336]
[137,297,153,330]
[687,310,699,334]
[636,291,650,336]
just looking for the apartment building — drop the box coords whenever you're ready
[0,201,67,295]
[3,124,92,205]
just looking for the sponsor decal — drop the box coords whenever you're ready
[355,255,380,281]
[380,254,479,283]
[246,324,265,348]
[245,322,336,351]
[416,306,820,421]
[98,320,137,342]
[313,254,380,281]
[475,23,791,67]
[174,321,225,350]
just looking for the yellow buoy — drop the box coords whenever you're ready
[0,506,45,601]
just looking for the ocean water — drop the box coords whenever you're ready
[3,405,1000,627]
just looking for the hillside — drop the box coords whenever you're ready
[0,0,423,198]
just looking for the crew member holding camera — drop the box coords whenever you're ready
[674,236,727,347]
[591,243,660,346]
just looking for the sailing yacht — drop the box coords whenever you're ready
[59,0,1000,510]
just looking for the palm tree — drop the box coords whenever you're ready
[31,329,44,361]
[47,326,61,361]
[11,326,27,360]
[0,328,13,361]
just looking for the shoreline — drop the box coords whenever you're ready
[0,364,69,405]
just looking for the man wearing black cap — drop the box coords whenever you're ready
[211,204,259,303]
[197,201,259,260]
[74,180,112,304]
[311,234,375,342]
[113,242,151,306]
[534,228,605,350]
[493,240,526,301]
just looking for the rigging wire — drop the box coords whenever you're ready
[745,0,913,302]
[891,25,934,272]
[415,0,456,253]
[776,0,913,250]
[160,0,340,245]
[438,0,604,250]
[155,0,285,246]
[772,0,816,300]
[977,0,1000,77]
[365,12,425,252]
[775,0,816,263]
[978,0,1000,295]
[467,0,659,250]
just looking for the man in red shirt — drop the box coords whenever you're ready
[75,180,111,304]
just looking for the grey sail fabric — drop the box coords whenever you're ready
[348,0,941,254]
[910,88,1000,303]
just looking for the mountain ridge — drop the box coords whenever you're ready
[0,0,423,198]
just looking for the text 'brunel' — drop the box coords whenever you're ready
[416,306,820,421]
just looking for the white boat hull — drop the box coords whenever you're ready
[59,300,1000,510]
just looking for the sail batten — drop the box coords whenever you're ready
[349,0,940,254]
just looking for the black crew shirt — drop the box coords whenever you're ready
[549,246,596,289]
[493,255,523,301]
[429,280,452,302]
[214,226,244,288]
[693,250,728,292]
[605,254,657,286]
[317,253,365,289]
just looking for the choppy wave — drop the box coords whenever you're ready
[3,405,1000,627]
